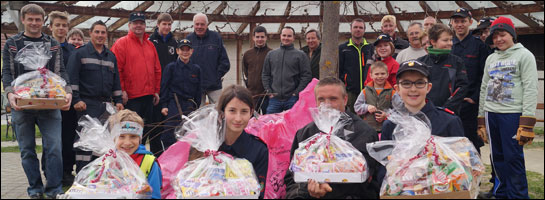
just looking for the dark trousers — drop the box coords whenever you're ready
[460,102,484,154]
[125,95,162,155]
[486,112,528,199]
[266,96,298,114]
[74,97,108,173]
[162,99,198,151]
[254,95,269,115]
[61,107,77,176]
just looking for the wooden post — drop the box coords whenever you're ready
[249,23,256,49]
[319,1,340,79]
[236,38,243,85]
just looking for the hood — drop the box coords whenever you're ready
[495,43,524,58]
[133,144,153,155]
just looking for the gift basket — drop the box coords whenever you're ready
[289,104,368,183]
[172,105,261,198]
[63,107,152,199]
[12,43,67,109]
[366,106,485,198]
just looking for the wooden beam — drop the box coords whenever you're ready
[419,1,443,24]
[237,1,260,35]
[208,1,228,25]
[492,1,541,28]
[172,1,191,14]
[33,2,543,24]
[108,1,154,32]
[386,1,406,38]
[353,1,358,16]
[69,1,120,29]
[278,1,292,33]
[249,22,256,48]
[236,39,243,85]
[55,1,79,6]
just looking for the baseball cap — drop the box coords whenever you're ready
[451,7,472,18]
[177,39,192,49]
[396,60,430,80]
[129,12,146,22]
[373,34,393,46]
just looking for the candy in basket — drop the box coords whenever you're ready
[63,109,151,199]
[289,104,368,183]
[12,43,67,109]
[172,105,261,198]
[366,107,485,198]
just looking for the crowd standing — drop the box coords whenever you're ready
[1,3,539,199]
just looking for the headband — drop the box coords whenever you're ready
[118,121,143,137]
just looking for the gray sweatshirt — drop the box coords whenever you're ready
[262,44,312,100]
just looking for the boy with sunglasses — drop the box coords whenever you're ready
[381,60,464,140]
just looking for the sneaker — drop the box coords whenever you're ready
[30,193,43,199]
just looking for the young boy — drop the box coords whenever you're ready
[354,61,396,133]
[478,16,538,199]
[109,109,162,199]
[159,39,202,150]
[381,60,464,140]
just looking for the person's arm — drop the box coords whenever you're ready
[112,57,123,105]
[111,39,127,91]
[447,116,465,137]
[242,52,249,87]
[217,37,230,78]
[354,90,369,115]
[67,51,82,104]
[255,144,268,199]
[295,52,312,94]
[153,49,162,95]
[2,41,15,94]
[520,52,539,117]
[159,65,172,109]
[261,52,273,94]
[195,65,203,108]
[148,160,163,199]
[444,58,469,112]
[470,42,491,103]
[338,45,345,82]
[284,129,310,199]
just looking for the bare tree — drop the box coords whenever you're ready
[319,1,340,79]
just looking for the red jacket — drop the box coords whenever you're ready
[111,31,161,99]
[365,56,399,87]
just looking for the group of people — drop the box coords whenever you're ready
[2,3,539,199]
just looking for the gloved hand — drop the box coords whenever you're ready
[477,116,488,144]
[516,116,536,145]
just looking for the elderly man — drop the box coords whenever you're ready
[380,15,409,59]
[423,16,437,31]
[284,77,379,199]
[301,29,322,79]
[262,26,312,114]
[186,13,230,106]
[396,22,428,63]
[111,12,162,154]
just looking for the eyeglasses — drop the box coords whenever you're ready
[399,80,428,89]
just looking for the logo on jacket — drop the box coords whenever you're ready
[169,46,175,55]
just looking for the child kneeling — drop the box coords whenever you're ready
[109,109,163,199]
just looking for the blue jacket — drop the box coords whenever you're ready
[67,42,122,104]
[61,41,76,67]
[381,101,465,140]
[219,131,268,199]
[452,35,491,103]
[132,144,162,199]
[186,29,230,91]
[159,58,202,112]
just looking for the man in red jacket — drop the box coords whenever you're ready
[111,12,162,154]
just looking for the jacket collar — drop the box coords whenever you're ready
[453,33,472,48]
[132,144,153,155]
[254,44,269,50]
[280,43,295,50]
[152,28,172,43]
[366,80,393,89]
[348,38,369,48]
[420,100,436,115]
[176,57,193,66]
[219,131,250,156]
[194,29,210,39]
[128,31,150,44]
[86,41,109,56]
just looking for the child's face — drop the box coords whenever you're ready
[375,41,392,58]
[371,68,388,86]
[115,134,141,154]
[431,32,452,50]
[224,97,252,135]
[394,71,432,109]
[177,46,193,61]
[492,30,515,51]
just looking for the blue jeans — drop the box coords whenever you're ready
[12,109,63,197]
[266,96,298,114]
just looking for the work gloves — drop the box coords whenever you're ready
[516,116,536,145]
[477,117,487,144]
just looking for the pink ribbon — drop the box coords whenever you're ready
[91,149,117,183]
[406,137,441,166]
[204,149,233,163]
[37,67,49,89]
[304,126,335,161]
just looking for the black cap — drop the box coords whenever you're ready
[177,39,192,49]
[373,34,393,46]
[475,17,495,31]
[451,7,472,18]
[396,60,430,80]
[129,12,146,22]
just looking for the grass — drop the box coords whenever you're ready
[524,141,544,149]
[480,164,544,199]
[535,127,544,136]
[1,124,42,142]
[1,145,42,153]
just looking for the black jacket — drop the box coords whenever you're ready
[159,58,202,111]
[451,35,491,103]
[284,111,380,199]
[186,29,230,91]
[381,101,465,140]
[339,38,375,95]
[301,44,322,79]
[392,34,409,59]
[149,29,178,71]
[417,53,469,113]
